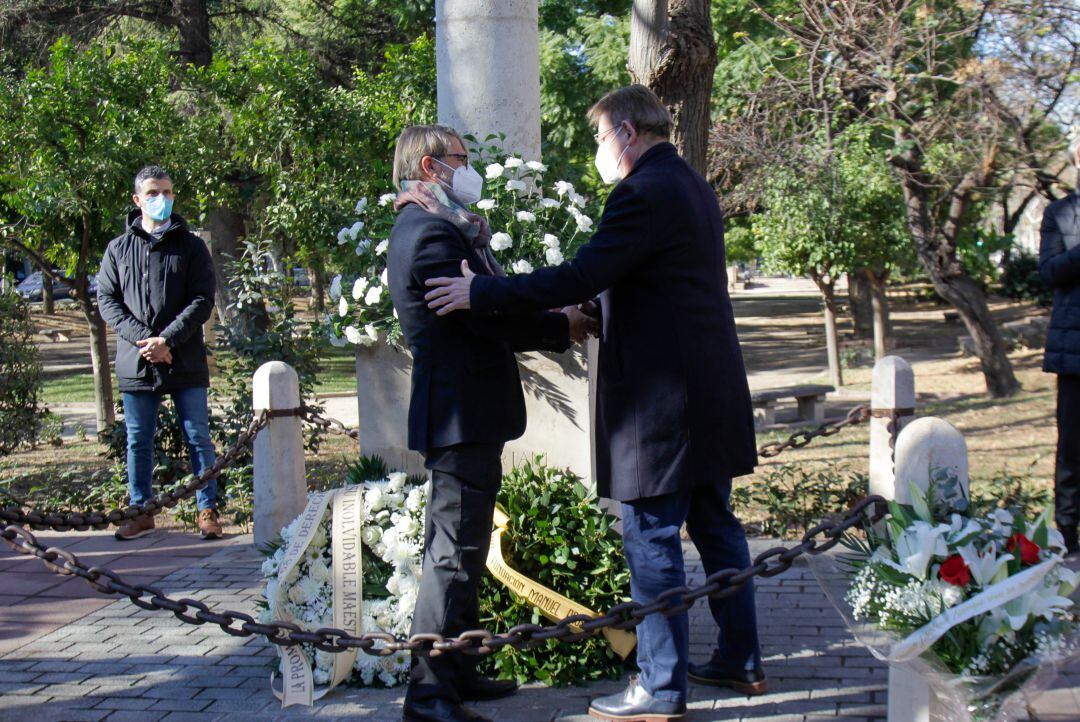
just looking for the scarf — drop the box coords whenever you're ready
[394,181,504,276]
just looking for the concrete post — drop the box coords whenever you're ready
[869,356,916,501]
[252,361,306,549]
[435,0,542,160]
[886,416,969,722]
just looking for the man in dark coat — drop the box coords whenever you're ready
[97,165,221,541]
[425,86,763,722]
[1041,137,1080,555]
[387,125,595,722]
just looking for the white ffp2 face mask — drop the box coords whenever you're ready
[435,158,484,205]
[595,129,630,184]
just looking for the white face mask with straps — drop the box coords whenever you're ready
[433,157,484,205]
[595,126,631,184]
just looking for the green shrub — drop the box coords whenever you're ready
[731,463,868,538]
[478,457,632,686]
[999,250,1051,306]
[0,284,43,454]
[969,469,1052,518]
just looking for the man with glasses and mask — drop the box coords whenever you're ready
[386,125,596,722]
[424,87,763,722]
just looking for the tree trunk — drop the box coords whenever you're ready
[847,270,874,339]
[628,0,717,174]
[176,0,212,68]
[896,172,1019,397]
[810,274,843,387]
[42,272,54,314]
[866,268,890,361]
[309,263,325,314]
[204,205,245,328]
[77,293,114,434]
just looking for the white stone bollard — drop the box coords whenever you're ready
[435,0,542,161]
[886,416,970,722]
[869,356,916,501]
[252,361,306,549]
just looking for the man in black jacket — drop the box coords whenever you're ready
[387,125,595,722]
[1041,137,1080,555]
[425,87,763,722]
[97,165,221,542]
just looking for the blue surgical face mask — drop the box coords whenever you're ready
[142,194,173,222]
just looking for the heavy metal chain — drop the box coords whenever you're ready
[301,407,360,441]
[757,404,870,459]
[0,495,883,657]
[0,411,271,531]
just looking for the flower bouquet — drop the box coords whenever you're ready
[258,467,426,704]
[810,477,1079,721]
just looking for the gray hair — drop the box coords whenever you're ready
[134,165,171,195]
[587,85,673,140]
[392,125,466,190]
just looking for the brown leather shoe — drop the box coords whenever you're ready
[114,515,155,541]
[198,508,223,540]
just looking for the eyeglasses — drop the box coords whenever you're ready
[594,125,622,143]
[440,153,470,164]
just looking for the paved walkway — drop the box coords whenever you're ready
[1,535,1077,721]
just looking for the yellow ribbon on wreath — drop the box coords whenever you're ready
[485,504,636,659]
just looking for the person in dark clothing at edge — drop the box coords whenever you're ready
[424,86,763,722]
[1041,135,1080,556]
[386,125,597,722]
[96,165,222,542]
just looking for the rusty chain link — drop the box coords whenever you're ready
[0,495,884,657]
[0,410,271,531]
[757,404,870,459]
[301,407,360,441]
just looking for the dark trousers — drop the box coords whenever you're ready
[621,482,761,704]
[1056,375,1080,551]
[407,443,502,702]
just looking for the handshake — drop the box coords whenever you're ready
[560,300,600,344]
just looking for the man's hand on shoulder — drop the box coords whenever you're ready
[425,260,475,315]
[137,336,172,364]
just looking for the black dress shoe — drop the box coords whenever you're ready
[459,676,518,701]
[402,696,492,722]
[588,678,686,721]
[688,658,768,695]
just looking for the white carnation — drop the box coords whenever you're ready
[516,211,536,223]
[545,247,564,265]
[338,296,349,317]
[355,198,368,213]
[512,260,534,274]
[540,198,561,209]
[405,487,425,512]
[380,268,388,285]
[489,232,513,251]
[505,179,527,193]
[575,214,594,232]
[476,198,496,211]
[344,325,364,344]
[554,180,574,197]
[526,160,547,172]
[570,191,587,208]
[485,163,505,179]
[378,192,397,207]
[328,275,343,302]
[364,285,383,305]
[352,278,369,300]
[503,157,524,168]
[364,323,379,345]
[388,472,408,492]
[542,233,560,249]
[366,488,386,513]
[375,239,389,256]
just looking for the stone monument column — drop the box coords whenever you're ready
[435,0,542,160]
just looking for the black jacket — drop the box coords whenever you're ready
[97,211,216,392]
[387,203,571,454]
[1042,193,1080,376]
[469,143,757,502]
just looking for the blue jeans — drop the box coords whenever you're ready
[621,482,762,704]
[122,387,218,511]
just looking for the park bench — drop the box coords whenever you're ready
[750,383,835,430]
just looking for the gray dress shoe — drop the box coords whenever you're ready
[587,677,687,721]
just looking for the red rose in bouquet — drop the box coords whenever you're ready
[1006,533,1041,566]
[938,554,971,587]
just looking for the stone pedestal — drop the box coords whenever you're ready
[252,361,306,549]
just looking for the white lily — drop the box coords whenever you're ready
[958,543,1013,588]
[881,521,950,580]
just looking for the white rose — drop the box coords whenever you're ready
[328,275,343,301]
[378,192,397,207]
[361,526,383,547]
[375,239,389,255]
[540,198,561,209]
[526,160,547,172]
[355,198,368,213]
[503,157,523,168]
[476,198,496,211]
[575,214,594,232]
[338,296,349,317]
[512,260,534,274]
[366,488,386,513]
[364,285,383,305]
[542,233,560,249]
[364,323,379,344]
[388,472,408,492]
[485,163,505,179]
[351,278,369,300]
[505,179,527,193]
[516,211,536,223]
[545,247,564,265]
[489,232,513,251]
[554,180,574,197]
[344,325,363,344]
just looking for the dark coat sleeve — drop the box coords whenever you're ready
[1040,202,1080,289]
[96,242,154,345]
[412,222,571,353]
[160,236,216,348]
[470,183,653,314]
